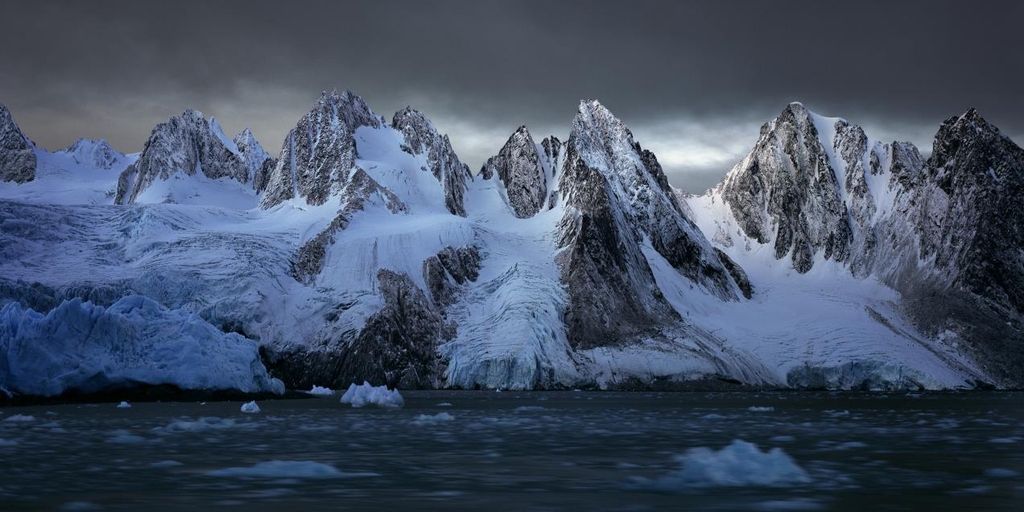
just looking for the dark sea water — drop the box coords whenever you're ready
[2,391,1023,511]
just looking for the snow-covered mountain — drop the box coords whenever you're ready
[688,103,1024,388]
[59,138,126,170]
[0,93,1020,398]
[115,110,265,207]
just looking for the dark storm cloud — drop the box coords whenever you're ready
[2,0,1021,192]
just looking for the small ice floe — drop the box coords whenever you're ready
[340,382,404,408]
[240,401,261,414]
[152,417,241,434]
[748,406,775,412]
[206,460,377,479]
[436,402,453,407]
[308,385,335,396]
[412,412,454,425]
[2,414,35,423]
[106,429,146,444]
[700,413,726,420]
[117,401,132,409]
[629,439,811,490]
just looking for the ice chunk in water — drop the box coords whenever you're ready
[308,385,335,396]
[633,439,811,489]
[117,401,132,409]
[340,382,404,408]
[240,401,261,413]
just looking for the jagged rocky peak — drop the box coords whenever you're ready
[555,99,745,349]
[260,90,381,209]
[232,128,276,194]
[720,102,858,273]
[919,107,1024,312]
[0,102,37,183]
[566,99,739,295]
[480,125,547,218]
[391,106,472,216]
[114,109,249,204]
[59,138,124,169]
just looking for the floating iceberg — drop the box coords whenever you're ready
[339,382,404,408]
[308,385,335,396]
[240,401,261,413]
[634,439,810,489]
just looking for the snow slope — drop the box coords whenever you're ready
[0,93,1010,393]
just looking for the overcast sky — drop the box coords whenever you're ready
[2,0,1021,192]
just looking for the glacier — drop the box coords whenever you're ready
[0,296,284,397]
[0,92,1020,396]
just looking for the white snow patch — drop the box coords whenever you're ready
[340,382,404,408]
[632,440,811,489]
[240,401,261,413]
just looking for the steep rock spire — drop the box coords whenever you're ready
[480,125,547,218]
[260,90,380,209]
[555,99,744,349]
[0,103,37,183]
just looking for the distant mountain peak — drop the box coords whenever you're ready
[59,138,125,169]
[115,109,249,204]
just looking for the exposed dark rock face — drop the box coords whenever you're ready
[115,110,248,204]
[480,126,547,218]
[422,246,481,308]
[263,270,452,390]
[715,104,1024,387]
[917,109,1024,313]
[720,103,852,273]
[0,103,36,183]
[260,90,380,209]
[232,128,276,194]
[391,107,472,216]
[555,100,745,350]
[714,248,753,299]
[59,138,124,169]
[555,140,676,349]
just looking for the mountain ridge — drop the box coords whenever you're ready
[0,94,1020,397]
